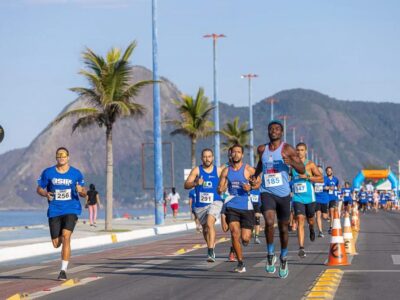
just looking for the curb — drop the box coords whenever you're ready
[0,220,209,263]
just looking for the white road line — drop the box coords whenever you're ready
[391,255,400,265]
[189,260,224,269]
[344,270,400,273]
[114,259,171,273]
[0,265,48,276]
[29,276,102,299]
[50,264,101,275]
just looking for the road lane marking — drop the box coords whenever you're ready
[302,269,344,300]
[391,255,400,265]
[50,264,101,275]
[28,276,102,299]
[0,266,49,277]
[114,259,171,273]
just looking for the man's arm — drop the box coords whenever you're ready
[309,162,324,183]
[254,144,265,178]
[217,167,229,195]
[37,186,54,201]
[184,167,200,189]
[247,165,261,190]
[282,144,305,174]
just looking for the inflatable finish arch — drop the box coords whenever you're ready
[353,169,398,190]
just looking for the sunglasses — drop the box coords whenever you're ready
[56,155,68,159]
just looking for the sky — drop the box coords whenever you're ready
[0,0,399,154]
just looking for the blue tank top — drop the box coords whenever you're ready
[195,165,221,208]
[260,143,291,197]
[226,164,253,211]
[341,188,352,201]
[292,160,315,204]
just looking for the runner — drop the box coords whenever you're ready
[188,188,201,232]
[358,187,368,213]
[249,188,261,244]
[167,187,180,219]
[373,190,379,213]
[386,190,393,210]
[255,120,305,279]
[325,166,339,234]
[184,148,223,262]
[217,144,260,273]
[367,190,374,211]
[314,165,329,238]
[36,147,86,281]
[341,182,353,214]
[291,143,323,258]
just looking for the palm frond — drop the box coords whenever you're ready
[72,114,104,132]
[53,108,99,125]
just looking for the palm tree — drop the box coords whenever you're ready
[53,41,156,231]
[220,117,251,151]
[170,87,215,168]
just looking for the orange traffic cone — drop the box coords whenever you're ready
[343,212,357,255]
[326,208,350,266]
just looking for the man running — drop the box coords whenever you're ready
[37,147,86,281]
[291,143,323,258]
[359,187,368,213]
[249,188,261,244]
[255,120,305,279]
[184,148,223,262]
[341,182,353,214]
[314,165,329,238]
[325,166,339,234]
[218,144,260,273]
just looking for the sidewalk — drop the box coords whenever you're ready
[0,212,209,263]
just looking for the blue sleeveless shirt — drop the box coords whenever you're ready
[260,143,291,197]
[226,164,253,211]
[194,165,221,208]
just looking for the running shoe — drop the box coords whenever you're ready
[278,258,289,279]
[309,227,315,242]
[254,236,261,244]
[242,240,249,247]
[207,248,216,262]
[228,248,236,262]
[318,231,325,238]
[265,254,277,274]
[234,261,246,273]
[57,270,67,281]
[298,247,306,258]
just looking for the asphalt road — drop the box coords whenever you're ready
[1,210,400,300]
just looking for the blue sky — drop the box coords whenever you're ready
[0,0,399,154]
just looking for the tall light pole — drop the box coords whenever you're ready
[278,115,289,143]
[289,126,296,146]
[204,33,226,167]
[241,73,258,166]
[267,98,278,121]
[152,0,164,225]
[311,148,314,161]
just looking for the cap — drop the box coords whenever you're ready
[268,119,284,130]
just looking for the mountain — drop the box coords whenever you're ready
[1,67,399,209]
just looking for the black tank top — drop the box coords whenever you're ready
[87,190,98,205]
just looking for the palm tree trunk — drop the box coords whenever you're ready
[105,126,113,231]
[191,138,197,168]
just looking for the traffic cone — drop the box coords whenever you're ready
[326,208,350,266]
[343,212,357,255]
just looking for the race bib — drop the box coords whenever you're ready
[55,189,72,201]
[314,184,323,193]
[328,190,334,195]
[264,173,283,188]
[249,194,259,203]
[345,192,350,197]
[199,192,214,204]
[294,182,307,194]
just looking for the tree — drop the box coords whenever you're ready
[220,117,251,151]
[170,87,215,168]
[53,41,156,231]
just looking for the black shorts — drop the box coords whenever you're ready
[343,201,353,207]
[225,207,255,230]
[48,214,78,239]
[315,203,328,214]
[260,192,291,222]
[293,202,316,218]
[329,200,338,209]
[252,203,261,214]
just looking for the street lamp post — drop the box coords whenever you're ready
[267,98,278,121]
[241,73,258,166]
[204,33,226,167]
[289,126,296,147]
[152,0,164,225]
[278,115,289,143]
